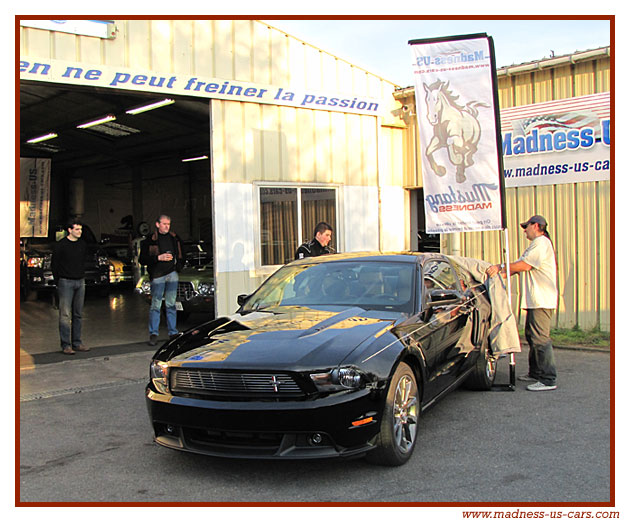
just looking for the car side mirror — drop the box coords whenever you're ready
[237,294,249,307]
[427,289,461,307]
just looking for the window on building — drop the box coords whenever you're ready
[259,186,337,266]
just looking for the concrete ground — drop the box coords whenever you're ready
[18,285,209,367]
[18,285,213,399]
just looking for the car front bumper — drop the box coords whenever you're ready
[177,293,214,313]
[146,384,384,459]
[24,268,109,291]
[138,292,215,314]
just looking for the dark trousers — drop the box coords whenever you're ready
[525,308,557,386]
[58,277,85,349]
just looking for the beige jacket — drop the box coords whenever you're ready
[447,255,521,355]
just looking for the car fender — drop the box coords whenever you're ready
[339,328,428,402]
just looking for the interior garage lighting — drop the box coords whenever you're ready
[181,155,209,163]
[126,98,175,115]
[77,115,116,129]
[26,132,58,144]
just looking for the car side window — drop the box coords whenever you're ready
[422,260,459,292]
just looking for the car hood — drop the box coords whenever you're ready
[23,243,54,256]
[24,242,104,256]
[161,306,402,370]
[179,264,213,278]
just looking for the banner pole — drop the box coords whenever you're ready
[503,227,516,389]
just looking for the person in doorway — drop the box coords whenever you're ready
[139,214,184,346]
[295,222,335,259]
[51,219,90,355]
[486,215,558,391]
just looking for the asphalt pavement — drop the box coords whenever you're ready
[17,290,613,504]
[18,346,612,504]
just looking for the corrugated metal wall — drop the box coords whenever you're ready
[401,50,611,331]
[211,101,380,187]
[481,51,611,331]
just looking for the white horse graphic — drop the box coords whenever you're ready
[423,80,489,183]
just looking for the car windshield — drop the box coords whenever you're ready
[183,242,212,267]
[242,261,415,314]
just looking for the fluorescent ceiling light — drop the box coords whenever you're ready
[182,155,209,163]
[26,132,58,144]
[85,121,141,138]
[126,99,175,115]
[77,115,116,129]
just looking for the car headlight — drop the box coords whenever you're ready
[150,360,169,394]
[198,282,214,296]
[310,366,366,392]
[137,280,152,294]
[27,256,44,268]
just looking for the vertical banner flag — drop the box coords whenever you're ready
[20,157,51,237]
[409,34,506,234]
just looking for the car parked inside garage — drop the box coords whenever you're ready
[135,240,215,319]
[20,223,110,300]
[103,243,135,285]
[146,252,508,466]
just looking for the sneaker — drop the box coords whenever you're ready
[148,334,158,346]
[62,346,75,355]
[527,381,557,392]
[75,345,90,352]
[518,374,538,382]
[169,333,180,341]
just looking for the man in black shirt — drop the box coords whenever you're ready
[139,214,184,345]
[51,220,90,355]
[295,222,335,259]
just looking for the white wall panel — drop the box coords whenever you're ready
[343,186,379,253]
[213,183,256,273]
[380,186,407,252]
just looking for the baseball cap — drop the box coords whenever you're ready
[520,215,548,229]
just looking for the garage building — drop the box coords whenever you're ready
[19,19,610,332]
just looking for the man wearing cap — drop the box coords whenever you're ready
[486,215,558,392]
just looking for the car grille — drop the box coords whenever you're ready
[170,368,303,397]
[177,282,194,301]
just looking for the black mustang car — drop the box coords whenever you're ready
[146,252,497,466]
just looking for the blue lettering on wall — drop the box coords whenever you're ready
[502,124,608,156]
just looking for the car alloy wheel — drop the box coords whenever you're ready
[367,361,419,466]
[464,336,497,391]
[485,353,497,381]
[392,369,418,454]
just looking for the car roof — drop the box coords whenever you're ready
[287,251,444,266]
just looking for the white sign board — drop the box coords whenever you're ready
[500,92,610,187]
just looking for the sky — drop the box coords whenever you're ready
[267,18,611,87]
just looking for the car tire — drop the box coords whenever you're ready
[366,361,419,467]
[464,339,497,391]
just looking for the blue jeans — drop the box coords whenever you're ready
[525,308,557,386]
[58,278,85,349]
[149,271,179,336]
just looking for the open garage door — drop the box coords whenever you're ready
[20,81,212,242]
[19,82,214,354]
